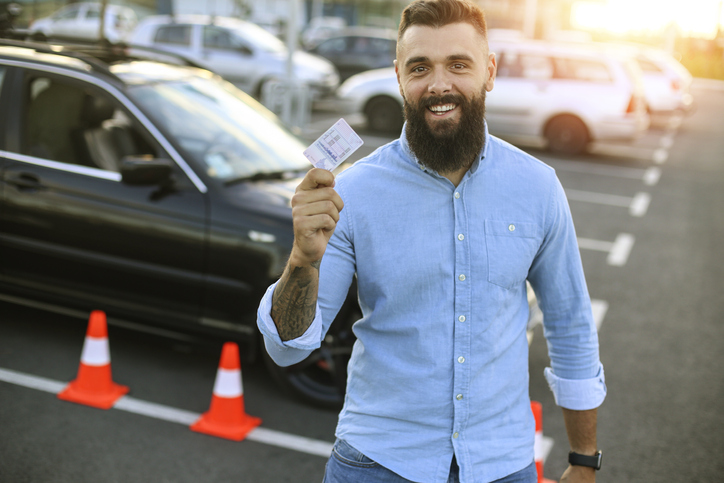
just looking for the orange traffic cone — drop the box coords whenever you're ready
[531,401,557,483]
[58,310,129,409]
[190,342,261,441]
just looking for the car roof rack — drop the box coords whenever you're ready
[0,38,207,79]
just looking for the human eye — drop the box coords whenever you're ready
[410,65,427,74]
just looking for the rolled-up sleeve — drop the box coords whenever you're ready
[544,364,606,410]
[256,282,325,367]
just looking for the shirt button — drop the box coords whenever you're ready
[457,233,464,241]
[458,315,466,322]
[458,274,466,281]
[458,356,465,363]
[454,192,460,199]
[508,224,515,232]
[453,432,459,439]
[456,394,463,400]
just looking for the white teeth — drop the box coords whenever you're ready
[429,103,456,113]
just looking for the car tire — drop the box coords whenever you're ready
[30,32,48,42]
[364,96,403,134]
[262,292,361,409]
[545,115,589,155]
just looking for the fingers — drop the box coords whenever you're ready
[297,168,336,191]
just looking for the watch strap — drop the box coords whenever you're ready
[568,450,602,470]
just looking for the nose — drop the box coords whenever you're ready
[427,68,452,95]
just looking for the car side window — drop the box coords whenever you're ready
[53,5,80,21]
[553,58,612,83]
[21,75,158,172]
[85,6,101,20]
[154,25,192,46]
[496,52,553,80]
[637,58,663,73]
[203,26,235,50]
[317,37,347,54]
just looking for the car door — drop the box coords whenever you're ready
[0,67,208,326]
[48,4,82,40]
[487,48,554,138]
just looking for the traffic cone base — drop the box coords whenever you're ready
[58,376,129,409]
[57,310,128,409]
[191,399,262,441]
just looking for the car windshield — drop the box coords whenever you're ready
[231,22,287,54]
[127,75,309,182]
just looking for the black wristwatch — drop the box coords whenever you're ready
[568,451,602,470]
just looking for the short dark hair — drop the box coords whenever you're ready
[398,0,488,43]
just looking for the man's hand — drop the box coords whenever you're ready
[560,464,595,483]
[289,168,344,267]
[270,168,344,342]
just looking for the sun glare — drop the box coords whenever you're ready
[571,0,724,39]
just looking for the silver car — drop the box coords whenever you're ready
[130,15,339,101]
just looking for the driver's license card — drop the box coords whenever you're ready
[303,118,364,171]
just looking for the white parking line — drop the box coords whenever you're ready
[590,300,609,331]
[578,233,635,266]
[587,143,665,163]
[629,192,651,217]
[565,189,651,216]
[0,367,334,458]
[547,159,661,186]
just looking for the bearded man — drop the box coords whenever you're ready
[257,1,606,482]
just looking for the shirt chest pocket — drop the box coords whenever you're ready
[485,220,541,289]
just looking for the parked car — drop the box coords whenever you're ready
[338,39,650,154]
[300,15,346,49]
[129,15,339,101]
[306,26,397,82]
[27,2,137,44]
[0,39,358,408]
[610,43,694,114]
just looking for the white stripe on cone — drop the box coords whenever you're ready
[80,336,111,366]
[212,368,243,398]
[534,429,543,461]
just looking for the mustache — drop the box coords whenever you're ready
[418,93,466,109]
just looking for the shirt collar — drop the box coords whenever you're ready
[399,121,490,178]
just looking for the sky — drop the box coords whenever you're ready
[570,0,724,39]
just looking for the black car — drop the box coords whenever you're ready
[306,27,397,82]
[0,40,359,408]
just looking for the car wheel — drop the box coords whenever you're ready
[545,115,589,155]
[365,96,404,134]
[262,295,361,408]
[30,33,48,42]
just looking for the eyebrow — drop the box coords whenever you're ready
[405,54,475,68]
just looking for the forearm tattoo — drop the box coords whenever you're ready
[271,260,321,341]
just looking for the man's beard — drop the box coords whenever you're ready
[403,88,487,175]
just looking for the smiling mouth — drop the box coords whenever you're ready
[428,103,457,115]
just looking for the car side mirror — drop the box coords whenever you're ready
[238,45,252,56]
[120,156,173,185]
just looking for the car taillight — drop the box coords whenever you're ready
[626,95,636,114]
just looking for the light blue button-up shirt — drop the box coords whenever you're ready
[258,124,606,483]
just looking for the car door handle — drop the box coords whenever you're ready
[5,173,44,191]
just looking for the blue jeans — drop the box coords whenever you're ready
[323,438,537,483]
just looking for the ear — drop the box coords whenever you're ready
[394,59,404,98]
[485,52,497,92]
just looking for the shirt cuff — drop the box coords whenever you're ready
[257,282,324,351]
[544,363,606,410]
